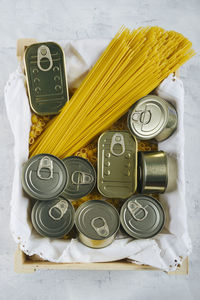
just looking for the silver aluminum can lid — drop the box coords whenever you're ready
[128,95,169,140]
[75,200,120,240]
[22,154,68,201]
[31,197,75,238]
[120,195,165,239]
[62,156,96,200]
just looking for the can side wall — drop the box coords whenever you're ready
[78,231,116,249]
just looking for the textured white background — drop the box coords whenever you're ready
[0,0,199,299]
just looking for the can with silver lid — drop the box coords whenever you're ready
[127,95,177,141]
[97,131,137,199]
[138,151,168,194]
[62,156,96,200]
[75,200,120,248]
[24,42,69,115]
[31,197,75,238]
[120,195,165,239]
[22,154,68,201]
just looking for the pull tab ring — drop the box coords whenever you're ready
[110,133,125,156]
[132,111,143,121]
[128,200,148,221]
[37,45,53,72]
[132,106,152,125]
[37,156,54,180]
[49,200,68,221]
[71,171,94,185]
[91,217,109,237]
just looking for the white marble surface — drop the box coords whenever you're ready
[0,0,200,299]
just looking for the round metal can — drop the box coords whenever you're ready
[22,154,68,201]
[120,195,165,239]
[75,200,120,248]
[62,156,96,199]
[127,95,177,141]
[138,151,168,194]
[31,197,75,238]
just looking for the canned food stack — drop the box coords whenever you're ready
[22,93,178,248]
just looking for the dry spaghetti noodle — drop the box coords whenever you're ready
[29,26,195,158]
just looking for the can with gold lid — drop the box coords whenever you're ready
[127,95,177,141]
[75,200,120,248]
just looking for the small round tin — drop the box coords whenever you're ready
[127,95,177,141]
[120,195,165,239]
[62,156,96,199]
[22,154,68,201]
[138,151,168,194]
[31,197,75,238]
[75,200,120,248]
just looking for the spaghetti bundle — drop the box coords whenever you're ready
[29,26,194,158]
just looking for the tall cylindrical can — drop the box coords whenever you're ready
[75,200,120,249]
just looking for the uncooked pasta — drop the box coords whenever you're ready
[29,114,51,145]
[29,26,195,158]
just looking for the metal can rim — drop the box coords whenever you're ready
[22,153,68,201]
[120,195,165,239]
[75,199,120,241]
[24,42,69,116]
[127,95,170,140]
[138,151,168,194]
[31,197,75,238]
[97,130,138,199]
[62,156,96,199]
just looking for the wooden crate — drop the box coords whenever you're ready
[14,247,188,274]
[14,39,188,274]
